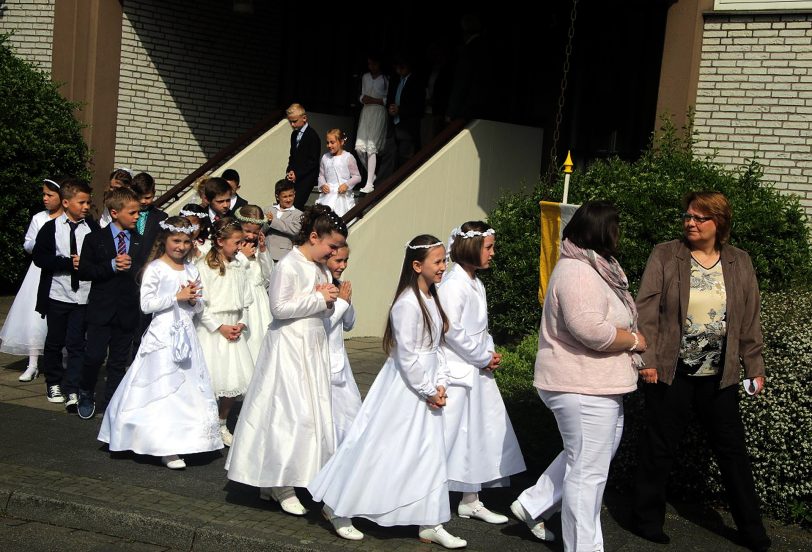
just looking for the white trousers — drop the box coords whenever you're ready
[518,390,624,552]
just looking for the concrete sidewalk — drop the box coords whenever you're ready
[0,296,808,551]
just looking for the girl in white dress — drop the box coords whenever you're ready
[179,203,211,261]
[439,222,526,524]
[98,216,222,470]
[194,218,254,447]
[0,179,63,381]
[234,204,274,360]
[315,129,361,217]
[355,54,388,193]
[309,235,468,549]
[226,205,346,516]
[324,244,361,446]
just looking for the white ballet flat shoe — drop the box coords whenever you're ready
[263,487,307,516]
[219,423,233,447]
[458,500,509,524]
[322,505,364,540]
[510,500,555,541]
[418,524,467,549]
[358,184,375,193]
[19,365,39,382]
[161,455,186,470]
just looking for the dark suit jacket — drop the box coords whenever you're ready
[387,73,426,142]
[227,194,248,217]
[137,207,168,263]
[77,227,145,329]
[33,217,101,317]
[287,125,321,209]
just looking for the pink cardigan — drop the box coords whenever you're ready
[534,258,638,396]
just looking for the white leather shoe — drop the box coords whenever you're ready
[358,184,374,193]
[322,505,364,540]
[510,500,555,541]
[219,423,233,447]
[458,500,509,524]
[418,524,467,549]
[19,365,39,382]
[266,487,307,516]
[161,455,186,470]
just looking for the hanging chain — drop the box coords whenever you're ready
[546,0,579,183]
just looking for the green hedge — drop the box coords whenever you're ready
[0,34,90,291]
[482,122,812,344]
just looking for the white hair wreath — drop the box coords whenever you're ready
[159,220,199,234]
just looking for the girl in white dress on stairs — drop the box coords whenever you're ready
[98,217,222,470]
[226,205,346,516]
[309,235,468,549]
[315,129,361,217]
[439,222,526,524]
[355,53,388,193]
[0,179,63,381]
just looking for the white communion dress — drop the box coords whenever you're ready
[226,246,335,488]
[237,249,274,360]
[195,256,255,397]
[325,287,362,446]
[98,260,223,456]
[438,263,526,491]
[308,290,452,527]
[0,211,52,355]
[315,151,361,217]
[355,72,389,155]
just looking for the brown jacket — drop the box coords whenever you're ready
[636,240,765,389]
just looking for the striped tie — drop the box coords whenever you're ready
[117,232,127,255]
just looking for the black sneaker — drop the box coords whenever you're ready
[46,384,65,403]
[77,392,96,420]
[65,392,79,413]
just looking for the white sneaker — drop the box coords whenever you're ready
[19,365,39,382]
[323,505,364,540]
[458,500,508,524]
[219,423,233,447]
[161,455,186,470]
[418,524,467,549]
[267,487,307,516]
[510,500,555,541]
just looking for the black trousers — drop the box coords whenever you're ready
[42,299,86,394]
[292,176,317,211]
[633,372,767,543]
[81,316,136,403]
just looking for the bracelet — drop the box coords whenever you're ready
[629,332,639,352]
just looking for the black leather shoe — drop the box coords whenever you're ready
[77,392,96,420]
[631,526,671,544]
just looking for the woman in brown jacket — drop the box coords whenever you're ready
[632,192,770,552]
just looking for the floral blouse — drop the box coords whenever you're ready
[679,256,727,376]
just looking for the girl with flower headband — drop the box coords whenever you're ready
[309,235,469,549]
[99,216,223,470]
[234,204,274,359]
[227,204,346,518]
[438,221,526,525]
[315,128,361,217]
[178,203,211,259]
[194,217,255,447]
[0,179,64,382]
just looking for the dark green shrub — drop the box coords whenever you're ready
[482,121,812,343]
[0,33,90,291]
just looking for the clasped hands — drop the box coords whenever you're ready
[219,322,246,342]
[176,279,203,305]
[427,385,447,410]
[315,282,340,308]
[320,183,349,194]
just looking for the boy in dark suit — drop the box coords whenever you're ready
[204,177,233,222]
[222,168,248,216]
[76,187,144,419]
[387,57,425,168]
[33,178,98,410]
[285,103,321,210]
[131,172,168,258]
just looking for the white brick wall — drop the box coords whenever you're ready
[694,14,812,217]
[0,0,55,70]
[114,0,282,195]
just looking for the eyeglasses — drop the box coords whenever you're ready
[681,213,713,224]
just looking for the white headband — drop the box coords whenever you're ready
[113,167,134,178]
[179,209,208,218]
[159,220,199,234]
[234,211,266,226]
[43,179,60,189]
[406,241,444,250]
[447,227,495,253]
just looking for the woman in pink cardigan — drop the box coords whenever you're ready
[510,201,646,552]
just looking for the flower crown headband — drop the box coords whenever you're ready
[234,211,266,226]
[406,241,444,250]
[159,220,199,234]
[179,208,208,218]
[447,227,495,253]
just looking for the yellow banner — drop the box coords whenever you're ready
[538,201,579,304]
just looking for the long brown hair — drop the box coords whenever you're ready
[139,216,195,283]
[382,234,449,355]
[206,217,243,275]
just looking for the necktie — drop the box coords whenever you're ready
[117,232,127,255]
[395,77,406,125]
[296,130,303,148]
[68,221,79,292]
[136,210,148,234]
